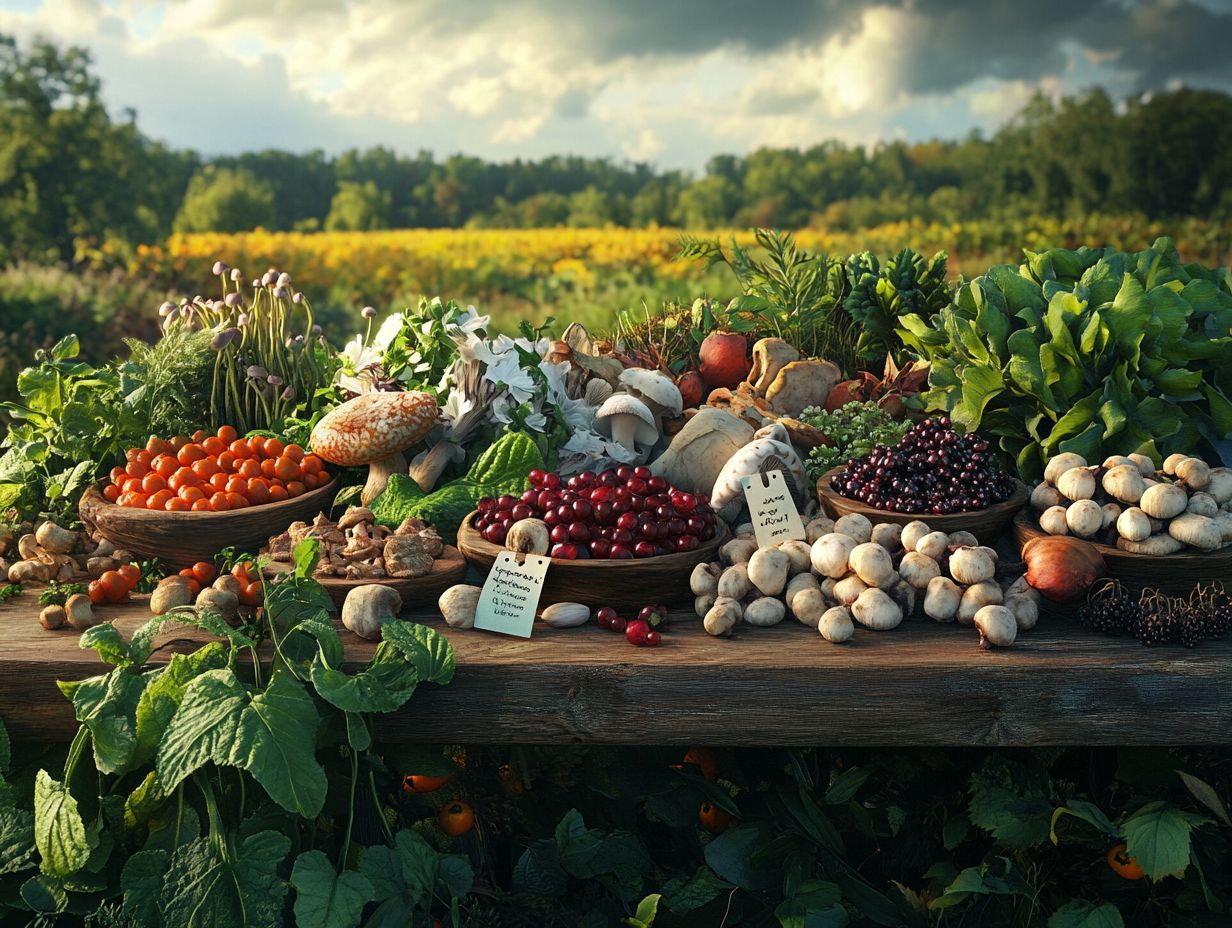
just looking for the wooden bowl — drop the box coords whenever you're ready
[816,467,1029,544]
[1012,511,1232,597]
[263,545,468,609]
[79,478,340,570]
[457,512,728,610]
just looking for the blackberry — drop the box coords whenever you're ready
[1078,580,1137,634]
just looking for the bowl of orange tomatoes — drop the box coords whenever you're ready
[79,426,339,570]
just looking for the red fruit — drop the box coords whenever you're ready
[528,468,546,486]
[676,370,705,409]
[698,332,749,390]
[483,523,508,545]
[634,541,658,558]
[609,616,627,633]
[609,544,634,560]
[626,620,649,646]
[550,542,580,559]
[595,607,619,628]
[589,539,612,559]
[674,534,700,552]
[645,630,661,647]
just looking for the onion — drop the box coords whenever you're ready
[1021,536,1106,603]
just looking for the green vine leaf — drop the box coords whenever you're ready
[0,805,36,876]
[64,668,148,775]
[33,770,91,877]
[380,621,455,685]
[1121,801,1207,882]
[159,830,291,928]
[359,830,442,927]
[290,849,374,928]
[1048,900,1125,928]
[133,643,228,769]
[156,668,326,818]
[310,643,418,714]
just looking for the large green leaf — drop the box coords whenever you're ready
[1006,329,1055,408]
[310,643,419,714]
[380,621,455,685]
[290,850,374,928]
[968,756,1054,850]
[0,806,36,876]
[1048,900,1124,928]
[159,830,291,928]
[703,824,775,891]
[78,624,129,667]
[359,830,440,928]
[1104,274,1151,366]
[133,644,228,768]
[1121,801,1206,882]
[121,848,169,925]
[33,770,91,877]
[66,669,147,775]
[157,669,326,818]
[951,365,1004,432]
[660,867,735,914]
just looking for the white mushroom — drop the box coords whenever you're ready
[1115,506,1151,542]
[1168,512,1221,551]
[948,547,995,585]
[1102,464,1147,504]
[833,513,872,543]
[539,603,591,628]
[810,533,857,579]
[914,531,949,560]
[805,517,836,544]
[594,393,659,461]
[1184,493,1219,518]
[618,368,683,426]
[342,585,401,639]
[1044,452,1087,485]
[439,584,481,629]
[833,573,869,606]
[1030,483,1063,511]
[1117,534,1185,555]
[197,588,240,627]
[848,543,895,588]
[747,548,790,596]
[1004,594,1039,631]
[870,523,903,552]
[1056,466,1096,501]
[1206,468,1232,504]
[720,538,757,567]
[923,576,962,622]
[1128,453,1155,478]
[695,593,717,618]
[948,531,980,549]
[974,605,1018,647]
[785,572,821,612]
[1100,503,1122,531]
[817,606,854,643]
[689,562,721,597]
[716,563,752,600]
[743,596,786,627]
[776,540,813,576]
[1065,499,1103,538]
[506,519,551,556]
[957,581,1003,624]
[35,522,77,555]
[1039,506,1070,535]
[703,597,742,637]
[899,552,941,589]
[900,521,931,553]
[1175,457,1211,490]
[1162,452,1189,476]
[792,588,828,628]
[39,605,66,631]
[1139,483,1188,520]
[1102,455,1137,470]
[850,588,903,630]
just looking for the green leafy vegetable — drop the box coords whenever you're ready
[800,402,912,481]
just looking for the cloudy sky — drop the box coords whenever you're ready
[3,0,1232,170]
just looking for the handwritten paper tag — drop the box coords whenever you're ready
[474,552,551,639]
[741,469,806,549]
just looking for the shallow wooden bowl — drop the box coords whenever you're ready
[457,511,729,610]
[79,478,340,570]
[1012,511,1232,597]
[263,545,468,609]
[816,467,1029,544]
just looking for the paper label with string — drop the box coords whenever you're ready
[740,469,806,548]
[473,551,551,638]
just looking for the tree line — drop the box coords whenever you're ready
[3,33,1232,263]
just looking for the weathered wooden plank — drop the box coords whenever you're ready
[0,597,1229,746]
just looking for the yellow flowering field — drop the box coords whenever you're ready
[128,215,1232,332]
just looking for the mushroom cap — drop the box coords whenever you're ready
[310,391,439,466]
[618,368,683,418]
[594,393,658,447]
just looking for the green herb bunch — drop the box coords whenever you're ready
[167,263,333,434]
[800,402,912,481]
[844,247,950,365]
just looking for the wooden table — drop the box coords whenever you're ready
[1,597,1229,747]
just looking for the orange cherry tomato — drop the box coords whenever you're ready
[103,484,122,502]
[260,458,278,478]
[229,439,250,458]
[217,451,236,472]
[268,484,289,503]
[177,444,206,466]
[402,773,454,794]
[191,458,220,480]
[299,472,317,490]
[191,499,212,512]
[247,436,267,457]
[246,480,270,506]
[497,764,525,796]
[225,492,249,510]
[240,581,263,606]
[683,747,718,781]
[117,564,141,590]
[283,443,304,462]
[169,435,190,450]
[699,802,734,835]
[207,473,227,491]
[141,473,167,494]
[136,450,154,467]
[125,447,143,463]
[286,481,305,499]
[217,425,238,444]
[302,455,323,475]
[147,489,174,510]
[191,562,216,584]
[191,429,206,442]
[146,436,173,456]
[224,476,246,495]
[209,492,230,512]
[437,801,474,837]
[179,485,206,504]
[87,580,106,604]
[263,437,284,459]
[123,477,145,494]
[273,456,298,482]
[124,459,150,478]
[98,571,130,603]
[153,454,179,478]
[239,460,262,480]
[232,562,252,584]
[1108,844,1145,880]
[183,577,201,595]
[119,492,148,509]
[109,465,127,484]
[202,436,226,457]
[165,498,189,511]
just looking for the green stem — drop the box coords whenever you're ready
[61,725,90,782]
[195,771,228,859]
[339,747,359,868]
[370,766,394,845]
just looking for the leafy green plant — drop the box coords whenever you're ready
[37,580,87,607]
[0,538,463,925]
[844,248,951,365]
[0,582,22,602]
[898,237,1232,479]
[800,402,912,481]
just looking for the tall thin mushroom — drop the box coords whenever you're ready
[310,391,439,505]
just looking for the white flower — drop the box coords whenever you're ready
[484,352,536,403]
[440,387,475,426]
[523,409,548,431]
[373,313,405,351]
[556,428,638,475]
[447,306,490,338]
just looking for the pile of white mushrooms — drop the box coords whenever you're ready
[692,513,1038,648]
[1031,452,1232,554]
[2,521,130,585]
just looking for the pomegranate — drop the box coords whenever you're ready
[698,333,749,390]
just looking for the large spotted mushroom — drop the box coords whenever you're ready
[310,391,440,505]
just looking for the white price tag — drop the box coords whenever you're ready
[473,552,551,639]
[740,469,806,549]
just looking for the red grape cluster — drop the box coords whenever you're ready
[475,466,718,560]
[830,418,1014,514]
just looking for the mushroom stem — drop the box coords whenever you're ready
[361,450,407,506]
[609,416,640,454]
[409,442,464,493]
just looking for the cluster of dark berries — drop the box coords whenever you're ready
[830,418,1016,514]
[595,604,666,647]
[1077,579,1232,648]
[476,467,717,559]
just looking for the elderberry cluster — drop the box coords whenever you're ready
[830,418,1015,514]
[1077,580,1232,648]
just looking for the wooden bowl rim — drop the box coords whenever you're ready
[81,476,340,525]
[817,466,1029,520]
[262,544,467,588]
[1012,510,1232,564]
[457,511,729,568]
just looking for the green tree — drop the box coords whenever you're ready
[324,180,392,231]
[676,175,738,228]
[173,166,277,233]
